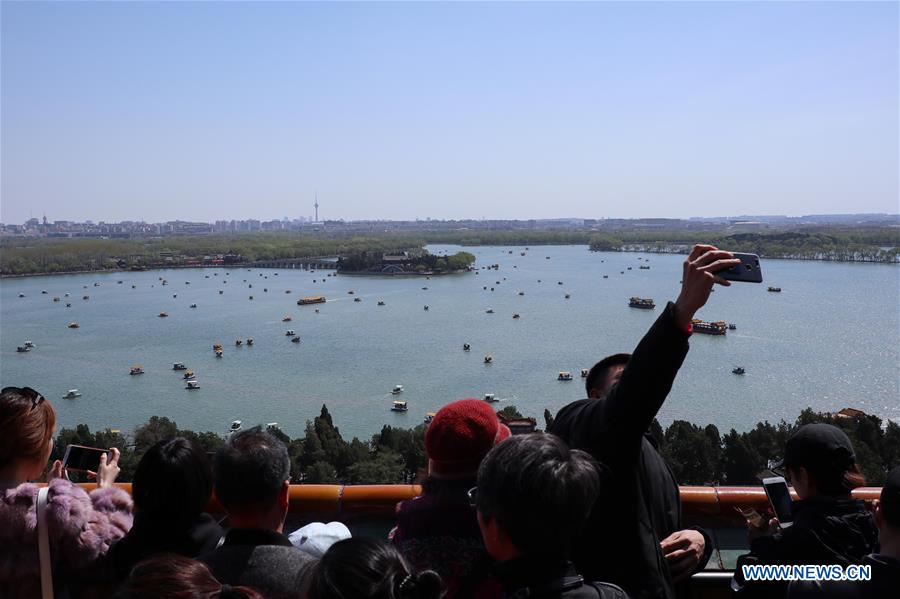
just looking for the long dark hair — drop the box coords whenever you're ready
[132,437,212,521]
[309,538,442,599]
[114,554,262,598]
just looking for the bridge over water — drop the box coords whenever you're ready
[247,257,339,270]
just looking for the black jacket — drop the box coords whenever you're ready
[732,498,878,599]
[200,528,317,599]
[787,554,900,599]
[495,555,630,599]
[110,512,224,581]
[550,302,706,599]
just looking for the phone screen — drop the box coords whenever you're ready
[763,477,794,526]
[63,445,109,472]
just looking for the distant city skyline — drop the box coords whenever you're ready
[2,2,897,223]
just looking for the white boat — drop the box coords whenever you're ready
[229,420,242,433]
[424,412,436,424]
[16,346,30,353]
[391,400,409,412]
[484,393,498,403]
[484,354,493,364]
[581,368,589,378]
[285,330,296,336]
[63,389,82,399]
[185,380,201,390]
[391,385,404,395]
[24,341,35,349]
[130,365,144,375]
[558,371,574,381]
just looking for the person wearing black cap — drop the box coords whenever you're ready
[731,424,878,599]
[787,464,900,598]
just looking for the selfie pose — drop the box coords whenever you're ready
[550,244,740,599]
[0,386,131,598]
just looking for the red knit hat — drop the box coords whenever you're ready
[425,399,511,478]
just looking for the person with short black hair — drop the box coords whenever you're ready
[474,433,628,598]
[200,427,316,598]
[307,537,442,599]
[550,245,735,599]
[114,554,262,599]
[110,437,224,581]
[787,464,900,598]
[732,423,878,599]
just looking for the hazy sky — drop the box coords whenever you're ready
[2,1,897,224]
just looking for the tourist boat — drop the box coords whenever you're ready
[94,282,100,287]
[354,297,361,302]
[132,285,136,288]
[41,290,48,294]
[768,287,782,293]
[229,420,242,433]
[158,312,169,318]
[691,319,728,335]
[348,290,355,294]
[68,322,80,328]
[518,291,525,296]
[24,341,34,349]
[422,287,428,290]
[65,293,70,297]
[520,252,526,256]
[249,296,253,300]
[639,265,650,270]
[391,401,409,413]
[247,338,254,346]
[18,293,25,298]
[603,275,608,279]
[16,346,30,353]
[173,294,178,298]
[298,296,326,305]
[185,380,201,390]
[558,281,563,285]
[484,355,493,364]
[546,256,551,259]
[219,290,224,294]
[291,336,301,343]
[486,309,494,314]
[565,294,571,299]
[53,297,60,302]
[463,343,470,351]
[558,372,573,381]
[391,385,404,395]
[63,389,82,399]
[423,305,429,311]
[235,339,243,346]
[512,313,520,319]
[484,393,498,403]
[130,365,144,375]
[424,412,436,424]
[66,303,71,307]
[627,267,632,271]
[83,295,90,300]
[190,303,197,308]
[581,368,589,378]
[628,297,655,309]
[377,300,385,306]
[183,370,195,380]
[285,290,291,294]
[732,367,746,375]
[283,316,292,322]
[215,349,223,357]
[173,363,187,370]
[285,330,296,336]
[728,323,737,330]
[213,343,223,350]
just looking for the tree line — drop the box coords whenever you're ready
[4,225,896,275]
[51,405,899,487]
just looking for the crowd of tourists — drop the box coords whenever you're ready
[2,245,897,599]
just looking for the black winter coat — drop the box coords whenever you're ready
[495,555,630,599]
[550,302,708,599]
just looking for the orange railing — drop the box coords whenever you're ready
[98,484,881,524]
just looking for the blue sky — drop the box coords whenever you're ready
[2,1,897,223]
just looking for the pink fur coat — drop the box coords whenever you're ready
[0,478,133,598]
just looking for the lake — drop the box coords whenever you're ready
[1,245,898,440]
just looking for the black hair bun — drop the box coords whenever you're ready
[398,570,443,599]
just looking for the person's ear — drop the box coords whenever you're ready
[280,480,290,510]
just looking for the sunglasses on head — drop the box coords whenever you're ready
[2,386,45,410]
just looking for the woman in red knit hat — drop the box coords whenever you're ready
[390,398,510,599]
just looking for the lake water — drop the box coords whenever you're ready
[2,245,898,440]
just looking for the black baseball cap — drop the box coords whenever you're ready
[771,423,856,474]
[881,466,900,528]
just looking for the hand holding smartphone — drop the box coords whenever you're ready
[716,252,763,283]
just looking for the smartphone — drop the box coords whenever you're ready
[762,476,793,528]
[717,252,763,283]
[62,444,110,473]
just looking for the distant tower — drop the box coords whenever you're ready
[314,192,319,222]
